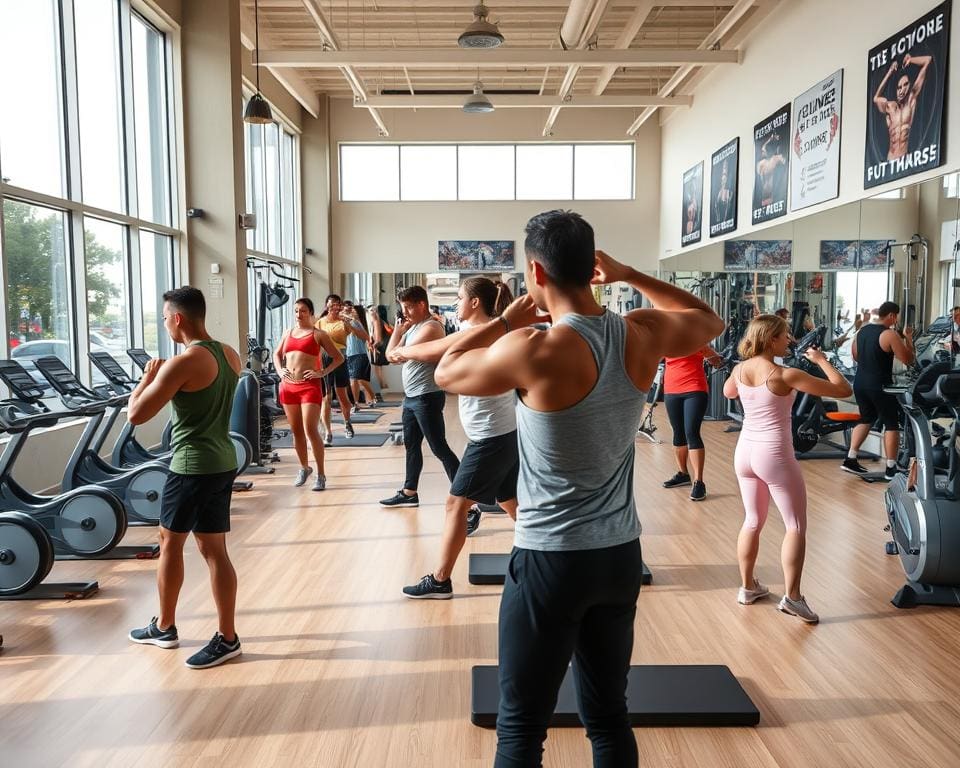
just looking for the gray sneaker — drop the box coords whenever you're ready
[323,431,333,447]
[778,595,819,623]
[294,466,313,487]
[312,474,326,491]
[344,421,355,439]
[737,579,770,605]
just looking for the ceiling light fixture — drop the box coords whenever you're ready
[458,3,504,49]
[463,82,495,113]
[243,0,274,124]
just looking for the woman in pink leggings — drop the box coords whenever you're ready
[723,315,851,623]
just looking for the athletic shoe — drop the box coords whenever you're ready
[884,466,897,481]
[778,595,819,624]
[841,458,868,475]
[737,580,770,605]
[323,431,333,447]
[344,421,355,439]
[312,475,326,491]
[402,574,453,599]
[129,617,179,648]
[380,490,419,508]
[690,481,707,501]
[662,472,692,488]
[374,393,384,404]
[294,466,313,487]
[184,632,242,669]
[466,505,481,536]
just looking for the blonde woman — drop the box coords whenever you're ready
[723,314,851,623]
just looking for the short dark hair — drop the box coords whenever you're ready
[524,210,595,287]
[398,285,428,305]
[325,294,342,304]
[878,301,900,318]
[163,287,206,320]
[951,306,960,313]
[295,297,315,314]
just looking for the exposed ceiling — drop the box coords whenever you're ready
[240,0,782,135]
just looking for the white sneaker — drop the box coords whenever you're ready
[737,580,770,605]
[778,595,819,624]
[294,466,313,487]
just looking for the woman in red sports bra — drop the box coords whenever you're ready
[273,298,343,491]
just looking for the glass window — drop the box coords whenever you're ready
[340,145,400,201]
[0,0,67,197]
[3,201,72,371]
[247,121,266,251]
[74,0,126,212]
[84,217,129,365]
[264,123,282,257]
[872,188,905,200]
[281,130,297,261]
[516,144,573,200]
[458,145,515,201]
[574,144,633,200]
[131,13,171,225]
[139,231,173,358]
[400,145,457,201]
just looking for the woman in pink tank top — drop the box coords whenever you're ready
[723,315,851,623]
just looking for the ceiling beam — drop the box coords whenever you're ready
[593,0,657,97]
[359,93,693,109]
[258,0,730,7]
[257,47,741,68]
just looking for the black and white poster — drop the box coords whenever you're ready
[864,1,951,189]
[791,70,843,210]
[752,104,791,224]
[681,162,703,246]
[710,138,739,237]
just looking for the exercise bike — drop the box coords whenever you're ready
[884,365,960,608]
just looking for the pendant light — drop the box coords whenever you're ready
[244,0,274,124]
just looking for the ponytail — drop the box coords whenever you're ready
[492,281,514,317]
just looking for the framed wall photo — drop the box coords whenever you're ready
[752,104,791,224]
[864,1,951,188]
[437,240,515,272]
[791,69,843,211]
[723,239,793,271]
[819,239,893,270]
[681,162,704,246]
[709,138,739,237]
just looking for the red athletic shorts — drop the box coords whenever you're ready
[278,379,324,405]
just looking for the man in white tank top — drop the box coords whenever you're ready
[434,211,724,766]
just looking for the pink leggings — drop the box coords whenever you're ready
[734,440,807,533]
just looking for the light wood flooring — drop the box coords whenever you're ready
[3,401,960,767]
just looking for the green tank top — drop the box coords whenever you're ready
[170,340,238,475]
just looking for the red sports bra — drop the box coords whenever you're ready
[284,330,321,356]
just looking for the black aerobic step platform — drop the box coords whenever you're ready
[468,553,652,586]
[470,664,760,728]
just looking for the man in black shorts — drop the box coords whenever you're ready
[842,301,914,480]
[126,287,244,669]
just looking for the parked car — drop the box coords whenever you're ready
[10,339,111,390]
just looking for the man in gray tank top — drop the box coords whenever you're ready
[435,211,724,767]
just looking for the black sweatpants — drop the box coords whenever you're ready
[402,390,460,490]
[664,391,708,450]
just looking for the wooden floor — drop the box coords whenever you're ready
[3,401,960,768]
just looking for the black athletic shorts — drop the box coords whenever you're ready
[347,353,371,381]
[854,386,902,431]
[323,352,350,390]
[160,469,235,534]
[450,430,519,504]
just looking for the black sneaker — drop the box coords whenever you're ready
[662,472,692,488]
[129,617,179,648]
[402,574,453,599]
[841,458,868,475]
[184,632,242,669]
[344,421,355,439]
[690,481,707,501]
[380,489,419,508]
[374,393,384,403]
[466,505,481,536]
[884,466,897,481]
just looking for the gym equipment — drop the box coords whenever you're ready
[32,356,169,526]
[471,664,759,727]
[637,361,663,444]
[0,510,98,600]
[469,552,652,586]
[884,366,960,608]
[0,360,139,559]
[273,432,391,449]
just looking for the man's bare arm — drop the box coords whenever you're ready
[389,328,463,364]
[128,356,191,425]
[435,325,532,397]
[874,61,897,111]
[882,328,915,364]
[908,54,932,95]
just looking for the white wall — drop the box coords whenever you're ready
[660,0,960,259]
[329,101,662,277]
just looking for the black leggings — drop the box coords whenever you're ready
[664,391,708,450]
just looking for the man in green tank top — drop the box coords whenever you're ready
[125,287,244,669]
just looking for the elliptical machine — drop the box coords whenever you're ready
[884,363,960,608]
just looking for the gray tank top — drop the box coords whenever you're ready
[401,319,443,397]
[515,310,646,551]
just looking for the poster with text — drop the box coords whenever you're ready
[864,1,951,189]
[709,138,739,237]
[681,162,703,246]
[791,70,843,210]
[752,104,791,224]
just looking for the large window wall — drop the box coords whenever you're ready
[0,0,179,383]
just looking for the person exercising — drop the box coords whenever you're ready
[873,54,932,161]
[842,301,914,479]
[316,294,364,443]
[757,133,785,207]
[127,287,243,669]
[434,210,724,766]
[714,160,733,224]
